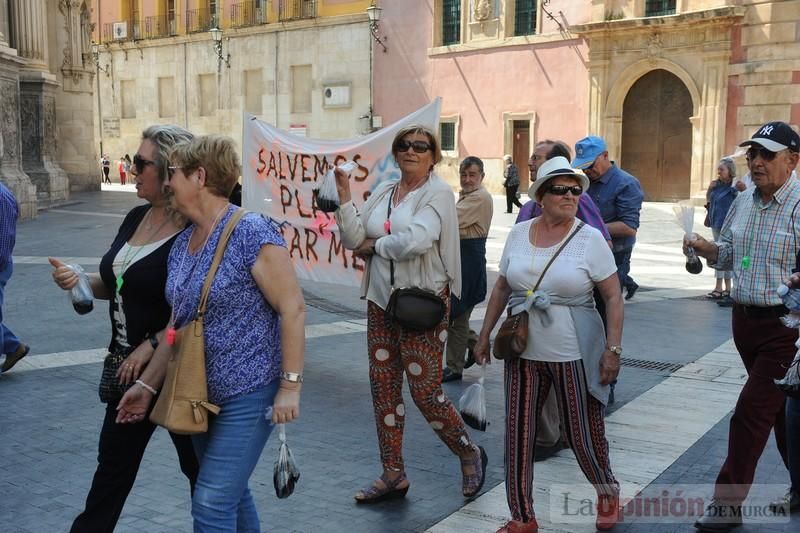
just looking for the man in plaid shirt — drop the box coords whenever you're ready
[688,121,800,531]
[0,182,29,372]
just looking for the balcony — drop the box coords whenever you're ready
[144,15,178,39]
[277,0,316,22]
[645,0,676,17]
[102,19,142,42]
[186,8,216,33]
[231,1,268,28]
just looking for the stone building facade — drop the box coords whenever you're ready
[92,1,373,161]
[373,0,800,201]
[0,0,97,218]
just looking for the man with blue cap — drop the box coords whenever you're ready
[573,136,644,301]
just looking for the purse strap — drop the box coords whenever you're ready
[387,185,397,288]
[197,207,248,316]
[530,220,585,293]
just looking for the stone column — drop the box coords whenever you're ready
[9,0,47,69]
[0,0,10,48]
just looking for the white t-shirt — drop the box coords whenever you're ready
[499,218,617,362]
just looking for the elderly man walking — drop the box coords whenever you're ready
[0,183,29,372]
[443,156,493,382]
[687,121,800,532]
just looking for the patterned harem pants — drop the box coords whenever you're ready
[504,357,618,522]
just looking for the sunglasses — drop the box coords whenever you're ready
[396,140,431,154]
[133,154,157,173]
[547,184,583,196]
[746,146,778,162]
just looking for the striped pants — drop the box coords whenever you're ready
[505,357,618,522]
[367,300,475,472]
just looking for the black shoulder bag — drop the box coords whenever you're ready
[384,186,448,331]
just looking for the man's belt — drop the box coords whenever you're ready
[734,304,786,318]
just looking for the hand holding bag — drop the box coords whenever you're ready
[150,208,247,434]
[383,185,447,331]
[493,222,584,360]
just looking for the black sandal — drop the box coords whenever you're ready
[354,472,409,504]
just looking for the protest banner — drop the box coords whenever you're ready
[242,99,441,286]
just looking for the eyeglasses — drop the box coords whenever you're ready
[396,140,431,154]
[167,166,183,179]
[746,146,778,162]
[133,154,157,173]
[547,184,583,196]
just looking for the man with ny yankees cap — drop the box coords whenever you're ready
[686,121,800,531]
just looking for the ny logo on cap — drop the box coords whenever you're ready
[577,147,584,156]
[759,125,774,136]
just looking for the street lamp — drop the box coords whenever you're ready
[91,41,110,76]
[366,2,387,52]
[209,26,231,70]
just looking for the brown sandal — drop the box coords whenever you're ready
[461,445,488,498]
[354,472,409,504]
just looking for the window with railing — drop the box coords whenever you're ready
[515,0,537,36]
[186,8,215,33]
[167,0,177,34]
[440,122,456,152]
[144,15,176,39]
[231,0,268,28]
[442,0,460,46]
[102,19,142,42]
[645,0,676,16]
[277,0,316,22]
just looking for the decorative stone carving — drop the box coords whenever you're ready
[1,79,19,160]
[20,93,40,163]
[473,0,492,21]
[647,33,663,61]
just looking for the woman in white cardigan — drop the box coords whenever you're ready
[334,125,487,504]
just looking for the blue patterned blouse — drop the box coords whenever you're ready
[166,205,286,404]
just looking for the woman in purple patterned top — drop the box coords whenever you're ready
[117,135,306,531]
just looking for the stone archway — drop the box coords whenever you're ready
[620,69,694,201]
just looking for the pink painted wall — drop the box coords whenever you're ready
[373,1,593,163]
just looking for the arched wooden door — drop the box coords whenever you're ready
[621,69,693,201]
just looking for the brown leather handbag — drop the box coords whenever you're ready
[150,208,247,434]
[493,222,584,360]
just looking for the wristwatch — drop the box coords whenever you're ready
[607,345,623,356]
[280,371,304,383]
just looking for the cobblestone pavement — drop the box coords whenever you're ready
[0,191,796,532]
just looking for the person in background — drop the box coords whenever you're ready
[573,136,644,301]
[503,154,523,214]
[118,157,127,185]
[116,134,306,530]
[686,121,800,532]
[442,156,493,382]
[50,125,199,533]
[475,156,623,533]
[0,183,28,373]
[101,155,111,184]
[123,154,132,185]
[333,125,487,503]
[705,157,738,306]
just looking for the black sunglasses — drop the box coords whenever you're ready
[547,184,583,196]
[396,140,431,154]
[746,146,778,162]
[133,154,157,173]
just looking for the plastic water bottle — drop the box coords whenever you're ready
[777,283,800,312]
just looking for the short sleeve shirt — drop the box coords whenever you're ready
[166,205,287,404]
[499,219,617,362]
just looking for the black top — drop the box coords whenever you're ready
[99,205,182,353]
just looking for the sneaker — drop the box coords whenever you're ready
[1,343,30,373]
[625,282,639,300]
[442,368,462,383]
[693,500,743,531]
[769,490,800,513]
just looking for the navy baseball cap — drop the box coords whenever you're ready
[572,136,608,169]
[739,121,799,153]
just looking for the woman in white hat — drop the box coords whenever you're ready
[474,156,624,532]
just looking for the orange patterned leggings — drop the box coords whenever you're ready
[366,300,475,472]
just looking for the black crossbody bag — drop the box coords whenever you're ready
[384,186,447,331]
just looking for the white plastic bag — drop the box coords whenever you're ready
[672,202,703,274]
[459,364,487,431]
[273,423,300,499]
[315,160,358,213]
[68,264,94,315]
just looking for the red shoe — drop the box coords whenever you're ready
[496,518,539,533]
[596,494,620,530]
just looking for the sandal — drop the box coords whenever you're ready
[354,472,409,504]
[705,290,724,299]
[497,519,539,533]
[461,445,488,498]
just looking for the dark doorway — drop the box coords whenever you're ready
[621,69,693,201]
[513,120,531,193]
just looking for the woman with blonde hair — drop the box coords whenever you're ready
[117,134,306,530]
[334,125,487,503]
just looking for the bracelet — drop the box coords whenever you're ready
[280,371,304,383]
[135,379,158,395]
[148,334,159,350]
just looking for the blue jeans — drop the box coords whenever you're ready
[191,381,279,532]
[0,259,21,355]
[613,247,635,291]
[788,397,800,495]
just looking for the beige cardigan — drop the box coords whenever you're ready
[335,175,462,302]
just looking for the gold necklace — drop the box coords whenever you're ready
[115,208,172,292]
